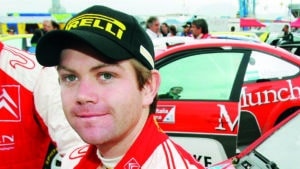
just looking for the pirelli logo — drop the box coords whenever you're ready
[65,14,126,39]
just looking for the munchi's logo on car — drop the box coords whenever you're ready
[0,85,21,122]
[241,79,300,107]
[215,104,239,132]
[64,14,126,40]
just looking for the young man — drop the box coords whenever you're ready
[35,5,204,169]
[191,18,211,39]
[0,42,83,168]
[281,24,293,43]
[181,22,192,37]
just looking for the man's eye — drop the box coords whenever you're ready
[100,73,113,80]
[65,75,77,82]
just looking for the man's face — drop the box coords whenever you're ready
[184,26,191,33]
[191,24,201,37]
[150,20,160,33]
[43,21,54,32]
[57,46,151,147]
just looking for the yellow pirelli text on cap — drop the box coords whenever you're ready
[65,14,126,39]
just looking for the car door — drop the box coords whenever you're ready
[155,47,251,167]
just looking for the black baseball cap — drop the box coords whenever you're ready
[36,5,155,70]
[182,22,191,28]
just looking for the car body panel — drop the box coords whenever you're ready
[155,39,251,166]
[210,31,261,42]
[210,110,300,169]
[153,38,300,167]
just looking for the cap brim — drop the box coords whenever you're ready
[36,30,132,67]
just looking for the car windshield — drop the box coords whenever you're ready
[255,114,300,169]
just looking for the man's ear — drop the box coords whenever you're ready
[142,70,161,105]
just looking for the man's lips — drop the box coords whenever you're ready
[73,105,109,118]
[76,112,108,118]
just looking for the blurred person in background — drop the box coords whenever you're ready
[159,86,183,99]
[0,41,84,169]
[7,27,16,35]
[191,18,211,39]
[272,24,294,45]
[160,22,169,37]
[146,16,162,39]
[230,26,236,32]
[180,21,192,37]
[29,20,60,53]
[30,20,60,46]
[168,25,178,36]
[281,24,293,43]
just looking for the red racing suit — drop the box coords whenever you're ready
[0,42,83,169]
[62,115,205,169]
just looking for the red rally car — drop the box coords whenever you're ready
[153,37,300,167]
[208,110,300,169]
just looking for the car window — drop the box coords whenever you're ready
[158,52,244,100]
[244,51,299,82]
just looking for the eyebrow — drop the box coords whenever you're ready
[57,63,122,73]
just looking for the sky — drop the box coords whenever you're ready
[0,0,298,19]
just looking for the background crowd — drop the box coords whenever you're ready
[145,16,211,40]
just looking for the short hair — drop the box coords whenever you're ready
[169,25,177,35]
[192,18,209,34]
[161,22,169,27]
[51,20,60,30]
[130,59,157,114]
[146,16,159,29]
[284,24,289,29]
